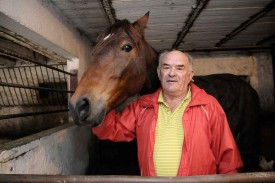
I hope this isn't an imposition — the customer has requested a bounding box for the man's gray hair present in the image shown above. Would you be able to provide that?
[158,50,193,70]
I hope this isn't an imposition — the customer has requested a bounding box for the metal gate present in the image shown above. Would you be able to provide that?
[0,49,76,120]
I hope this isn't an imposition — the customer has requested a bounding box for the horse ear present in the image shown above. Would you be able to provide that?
[133,11,150,35]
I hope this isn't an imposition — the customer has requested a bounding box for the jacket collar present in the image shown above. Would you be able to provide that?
[188,83,211,107]
[139,83,211,108]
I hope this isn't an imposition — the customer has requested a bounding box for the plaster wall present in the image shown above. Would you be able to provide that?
[192,51,274,112]
[0,124,91,174]
[0,0,91,78]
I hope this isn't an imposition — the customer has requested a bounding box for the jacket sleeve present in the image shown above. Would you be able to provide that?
[209,98,244,174]
[91,101,138,142]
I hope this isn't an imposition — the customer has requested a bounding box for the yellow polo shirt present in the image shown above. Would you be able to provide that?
[153,88,191,176]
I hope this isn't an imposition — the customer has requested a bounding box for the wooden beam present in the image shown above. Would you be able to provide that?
[99,0,117,25]
[172,0,210,49]
[256,33,275,45]
[215,0,275,47]
[271,44,275,110]
[0,26,67,62]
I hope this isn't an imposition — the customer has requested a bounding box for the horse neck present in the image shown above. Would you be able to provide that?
[141,45,160,94]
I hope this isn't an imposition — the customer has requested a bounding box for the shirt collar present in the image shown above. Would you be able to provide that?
[158,86,192,105]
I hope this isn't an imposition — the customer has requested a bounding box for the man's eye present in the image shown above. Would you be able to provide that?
[163,66,170,70]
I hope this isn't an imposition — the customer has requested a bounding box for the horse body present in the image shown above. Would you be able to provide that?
[69,12,260,171]
[193,74,260,171]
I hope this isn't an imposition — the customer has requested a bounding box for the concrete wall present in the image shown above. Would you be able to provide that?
[0,124,91,174]
[192,51,274,112]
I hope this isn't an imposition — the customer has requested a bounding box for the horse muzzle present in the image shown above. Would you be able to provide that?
[69,97,107,127]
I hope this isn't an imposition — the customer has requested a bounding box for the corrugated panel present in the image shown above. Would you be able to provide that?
[179,0,274,49]
[223,9,275,46]
[113,0,197,51]
[47,0,275,51]
[50,0,109,44]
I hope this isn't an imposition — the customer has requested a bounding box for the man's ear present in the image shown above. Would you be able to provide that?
[157,67,160,79]
[190,70,195,82]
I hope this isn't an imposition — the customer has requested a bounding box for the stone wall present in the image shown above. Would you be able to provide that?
[192,51,274,112]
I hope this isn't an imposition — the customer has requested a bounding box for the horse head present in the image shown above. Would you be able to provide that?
[69,12,159,127]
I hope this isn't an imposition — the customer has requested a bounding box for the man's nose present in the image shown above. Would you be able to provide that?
[168,67,176,76]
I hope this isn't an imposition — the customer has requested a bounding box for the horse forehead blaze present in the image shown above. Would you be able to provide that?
[102,33,113,41]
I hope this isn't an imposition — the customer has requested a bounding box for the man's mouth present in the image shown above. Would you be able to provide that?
[167,80,177,82]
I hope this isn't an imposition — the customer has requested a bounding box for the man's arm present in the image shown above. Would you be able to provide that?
[92,101,138,142]
[209,99,243,174]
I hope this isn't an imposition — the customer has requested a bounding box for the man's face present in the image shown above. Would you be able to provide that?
[157,51,194,95]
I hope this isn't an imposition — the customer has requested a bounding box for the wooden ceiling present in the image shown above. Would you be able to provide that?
[48,0,275,52]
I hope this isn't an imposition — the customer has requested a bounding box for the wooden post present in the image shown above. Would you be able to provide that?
[271,44,275,112]
[69,69,78,97]
[0,172,275,183]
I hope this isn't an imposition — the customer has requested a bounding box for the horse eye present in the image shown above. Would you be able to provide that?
[122,44,132,52]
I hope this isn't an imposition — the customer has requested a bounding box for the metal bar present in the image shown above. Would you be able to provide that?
[23,67,34,106]
[14,67,25,105]
[172,0,210,49]
[0,86,5,106]
[33,66,43,105]
[0,82,74,93]
[62,64,69,103]
[0,49,76,76]
[29,66,39,105]
[215,0,275,47]
[7,68,20,105]
[0,109,69,120]
[39,65,51,105]
[2,68,14,106]
[20,67,31,106]
[45,67,55,104]
[2,85,11,106]
[0,68,8,106]
[0,172,275,183]
[57,65,66,104]
[18,67,28,105]
[51,67,61,105]
[59,65,66,104]
[26,66,36,105]
[2,63,66,69]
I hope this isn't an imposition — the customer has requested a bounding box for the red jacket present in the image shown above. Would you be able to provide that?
[92,83,243,176]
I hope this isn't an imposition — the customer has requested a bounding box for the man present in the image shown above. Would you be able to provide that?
[92,50,243,176]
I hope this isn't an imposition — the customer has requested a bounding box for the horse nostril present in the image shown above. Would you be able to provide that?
[76,98,90,121]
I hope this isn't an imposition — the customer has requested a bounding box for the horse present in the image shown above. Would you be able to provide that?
[69,12,260,172]
[69,12,159,127]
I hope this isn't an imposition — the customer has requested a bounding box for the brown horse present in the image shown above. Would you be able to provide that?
[69,12,260,172]
[69,12,159,127]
